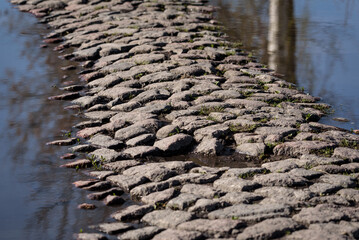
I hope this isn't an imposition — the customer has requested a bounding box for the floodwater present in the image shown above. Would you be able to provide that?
[0,1,121,239]
[211,0,359,130]
[1,0,359,239]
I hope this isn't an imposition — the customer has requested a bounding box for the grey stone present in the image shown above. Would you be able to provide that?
[84,111,117,121]
[87,187,123,200]
[178,219,245,238]
[169,173,219,185]
[299,154,346,167]
[156,125,180,139]
[208,203,291,222]
[255,187,313,206]
[126,134,155,147]
[341,162,359,173]
[115,125,150,141]
[309,183,342,195]
[187,199,224,216]
[96,222,132,234]
[122,146,158,158]
[102,160,141,173]
[76,233,107,240]
[253,173,310,187]
[152,229,203,240]
[181,184,221,198]
[293,204,347,224]
[119,226,163,240]
[166,193,200,210]
[309,195,351,206]
[237,218,302,240]
[112,205,154,221]
[193,124,230,142]
[261,159,299,173]
[142,210,193,228]
[60,159,91,168]
[89,148,121,162]
[288,168,324,179]
[89,171,115,180]
[88,134,123,149]
[82,181,111,191]
[319,174,357,188]
[193,137,224,155]
[213,177,261,192]
[122,163,177,182]
[236,143,266,156]
[107,174,149,192]
[337,188,359,202]
[333,147,359,162]
[130,178,181,198]
[222,168,266,178]
[284,229,346,240]
[141,188,177,205]
[103,195,125,206]
[220,192,263,205]
[154,134,193,152]
[305,221,359,239]
[273,141,337,157]
[233,133,265,145]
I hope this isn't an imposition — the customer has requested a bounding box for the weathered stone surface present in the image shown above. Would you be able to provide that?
[236,218,302,240]
[152,229,203,240]
[126,134,156,147]
[87,187,123,200]
[181,184,221,199]
[309,183,342,195]
[89,148,121,162]
[293,204,347,224]
[273,141,337,157]
[112,205,154,221]
[319,174,357,188]
[208,203,291,222]
[141,188,177,205]
[178,219,245,238]
[96,222,132,234]
[60,159,91,168]
[142,210,193,228]
[130,178,181,198]
[88,134,123,149]
[188,199,225,216]
[255,187,314,206]
[102,160,141,173]
[261,159,299,173]
[82,181,112,191]
[213,177,261,192]
[337,188,359,202]
[333,147,359,162]
[122,146,159,158]
[222,168,266,178]
[193,137,224,155]
[253,173,309,187]
[236,143,266,156]
[107,174,149,192]
[119,226,163,240]
[220,192,263,205]
[115,125,150,141]
[154,134,193,153]
[103,195,125,206]
[166,193,200,210]
[76,233,107,240]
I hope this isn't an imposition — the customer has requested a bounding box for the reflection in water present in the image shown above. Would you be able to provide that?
[267,0,296,83]
[211,0,359,130]
[0,2,118,240]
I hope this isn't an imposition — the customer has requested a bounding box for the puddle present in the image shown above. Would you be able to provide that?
[210,0,359,130]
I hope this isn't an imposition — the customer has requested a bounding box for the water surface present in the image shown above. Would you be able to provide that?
[0,1,118,239]
[211,0,359,130]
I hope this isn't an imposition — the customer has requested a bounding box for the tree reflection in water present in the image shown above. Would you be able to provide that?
[0,2,116,240]
[210,0,359,129]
